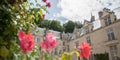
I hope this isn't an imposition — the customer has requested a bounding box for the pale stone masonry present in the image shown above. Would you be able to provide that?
[64,8,120,60]
[32,8,120,60]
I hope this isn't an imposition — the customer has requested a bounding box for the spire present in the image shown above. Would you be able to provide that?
[91,12,92,17]
[90,12,95,23]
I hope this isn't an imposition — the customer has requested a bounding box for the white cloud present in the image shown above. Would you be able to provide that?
[57,0,120,22]
[53,13,61,18]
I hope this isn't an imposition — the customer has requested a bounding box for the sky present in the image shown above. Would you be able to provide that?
[29,0,120,24]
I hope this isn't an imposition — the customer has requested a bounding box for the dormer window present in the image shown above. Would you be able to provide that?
[105,17,111,26]
[86,27,89,34]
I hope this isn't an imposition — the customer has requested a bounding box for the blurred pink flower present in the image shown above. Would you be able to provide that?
[46,2,51,8]
[18,30,34,53]
[41,33,56,51]
[42,0,47,2]
[77,41,90,59]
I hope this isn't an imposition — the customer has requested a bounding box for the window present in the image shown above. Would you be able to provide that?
[54,48,57,55]
[105,17,111,26]
[37,38,40,43]
[67,45,70,51]
[86,36,91,45]
[59,50,62,54]
[110,45,118,60]
[86,27,89,34]
[63,42,65,46]
[75,41,79,48]
[107,29,115,40]
[63,48,66,52]
[114,15,117,21]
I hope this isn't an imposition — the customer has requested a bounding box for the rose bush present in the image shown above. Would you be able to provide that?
[0,0,51,59]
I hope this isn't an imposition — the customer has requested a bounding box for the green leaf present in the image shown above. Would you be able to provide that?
[35,0,38,2]
[31,51,36,57]
[3,29,10,35]
[39,8,43,17]
[30,3,34,6]
[23,54,27,60]
[12,6,15,10]
[0,41,8,45]
[0,46,9,58]
[61,54,67,60]
[35,14,39,21]
[10,42,14,51]
[36,3,40,7]
[23,2,27,7]
[41,6,48,13]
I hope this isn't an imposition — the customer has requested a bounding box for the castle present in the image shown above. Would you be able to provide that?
[33,8,120,60]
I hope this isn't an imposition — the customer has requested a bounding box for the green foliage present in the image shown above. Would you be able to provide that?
[49,20,64,32]
[36,20,82,33]
[0,0,27,5]
[75,21,83,28]
[61,51,80,60]
[63,21,75,33]
[36,20,64,32]
[0,0,82,59]
[37,20,51,28]
[63,21,82,33]
[0,0,46,59]
[94,53,109,60]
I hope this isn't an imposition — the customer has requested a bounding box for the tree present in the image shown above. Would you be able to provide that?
[38,20,51,28]
[36,19,64,32]
[49,20,63,32]
[75,21,83,28]
[58,25,64,32]
[63,21,75,33]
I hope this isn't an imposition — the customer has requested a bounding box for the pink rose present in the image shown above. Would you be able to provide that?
[18,30,34,53]
[41,33,56,51]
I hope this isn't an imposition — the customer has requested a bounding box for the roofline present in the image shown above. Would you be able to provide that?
[68,19,120,42]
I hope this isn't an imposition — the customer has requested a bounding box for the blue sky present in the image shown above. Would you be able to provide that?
[29,0,120,24]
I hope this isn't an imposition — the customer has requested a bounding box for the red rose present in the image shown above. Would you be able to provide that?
[77,41,90,59]
[42,0,47,2]
[46,2,51,8]
[18,30,34,53]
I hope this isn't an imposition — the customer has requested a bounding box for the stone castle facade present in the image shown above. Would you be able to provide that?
[33,8,120,60]
[63,8,120,60]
